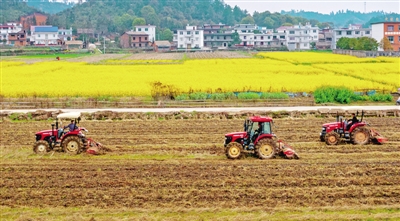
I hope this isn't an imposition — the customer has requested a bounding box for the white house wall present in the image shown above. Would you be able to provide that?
[371,23,384,51]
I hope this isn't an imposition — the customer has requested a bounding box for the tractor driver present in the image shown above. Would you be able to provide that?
[65,120,77,132]
[252,122,263,142]
[346,113,358,131]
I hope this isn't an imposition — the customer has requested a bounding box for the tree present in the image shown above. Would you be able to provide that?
[231,31,241,46]
[336,37,350,49]
[240,16,255,24]
[263,17,274,28]
[133,17,146,28]
[140,5,160,26]
[160,28,173,41]
[380,37,393,51]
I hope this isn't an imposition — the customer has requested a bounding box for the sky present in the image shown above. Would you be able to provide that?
[224,0,400,14]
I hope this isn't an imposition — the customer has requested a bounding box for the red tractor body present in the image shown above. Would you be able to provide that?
[224,116,299,160]
[320,111,387,145]
[33,112,104,155]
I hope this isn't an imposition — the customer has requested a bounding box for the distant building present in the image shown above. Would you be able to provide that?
[233,24,256,47]
[0,23,23,44]
[8,30,27,46]
[283,23,319,51]
[316,29,333,50]
[332,24,371,49]
[371,21,400,51]
[58,27,73,42]
[202,24,233,49]
[153,40,172,52]
[173,25,204,49]
[134,25,156,42]
[120,31,150,48]
[20,13,47,30]
[30,26,59,46]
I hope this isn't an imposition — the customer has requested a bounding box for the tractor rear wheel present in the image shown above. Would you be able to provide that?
[352,127,370,145]
[255,139,276,159]
[325,132,340,145]
[62,136,82,155]
[33,140,50,154]
[225,142,242,159]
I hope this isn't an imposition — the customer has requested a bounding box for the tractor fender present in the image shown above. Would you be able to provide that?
[254,134,274,145]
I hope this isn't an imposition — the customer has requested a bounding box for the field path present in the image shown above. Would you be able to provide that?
[1,105,399,113]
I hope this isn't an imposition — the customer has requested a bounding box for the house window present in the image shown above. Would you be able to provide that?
[139,43,141,47]
[313,30,316,33]
[261,36,264,40]
[195,44,199,48]
[145,37,147,40]
[180,45,183,48]
[355,31,360,34]
[304,43,307,47]
[268,42,270,45]
[387,25,394,31]
[179,31,183,35]
[133,43,136,47]
[366,31,370,34]
[304,31,307,34]
[268,36,271,39]
[187,31,191,35]
[337,31,342,35]
[254,36,257,40]
[346,31,352,35]
[217,36,219,39]
[398,36,400,42]
[38,34,40,37]
[139,37,141,41]
[195,31,199,35]
[145,28,148,31]
[290,37,295,40]
[53,34,55,37]
[388,36,394,43]
[133,37,135,40]
[289,31,295,34]
[224,36,226,40]
[138,28,141,31]
[398,25,400,31]
[280,36,285,39]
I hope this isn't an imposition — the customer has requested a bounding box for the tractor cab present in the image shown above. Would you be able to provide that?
[224,116,299,160]
[320,109,387,145]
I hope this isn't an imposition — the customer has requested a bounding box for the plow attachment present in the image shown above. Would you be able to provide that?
[370,128,388,144]
[84,138,111,155]
[277,140,300,159]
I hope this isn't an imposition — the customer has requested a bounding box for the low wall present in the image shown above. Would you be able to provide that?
[333,49,400,58]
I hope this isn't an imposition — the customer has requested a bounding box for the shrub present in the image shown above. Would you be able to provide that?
[237,92,260,100]
[260,92,289,99]
[314,86,355,104]
[369,93,393,102]
[189,92,208,100]
[175,94,189,101]
[210,93,226,100]
[224,92,237,100]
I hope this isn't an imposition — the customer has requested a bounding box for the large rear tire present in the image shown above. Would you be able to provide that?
[352,127,370,145]
[62,136,82,155]
[225,142,242,160]
[33,140,50,154]
[255,139,276,159]
[325,132,340,145]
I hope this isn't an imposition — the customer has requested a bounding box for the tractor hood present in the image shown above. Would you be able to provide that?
[322,122,338,127]
[225,132,247,138]
[36,129,53,135]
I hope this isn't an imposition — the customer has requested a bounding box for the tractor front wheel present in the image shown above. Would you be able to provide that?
[255,139,276,159]
[325,132,340,145]
[62,136,82,155]
[225,142,242,159]
[33,140,50,154]
[352,127,370,145]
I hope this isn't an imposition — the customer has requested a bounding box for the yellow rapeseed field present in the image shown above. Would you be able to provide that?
[1,52,398,98]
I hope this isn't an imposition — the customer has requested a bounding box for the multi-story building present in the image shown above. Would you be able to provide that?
[30,26,59,45]
[253,32,285,48]
[202,24,233,49]
[0,23,22,44]
[233,24,256,47]
[316,28,333,50]
[8,30,27,46]
[58,27,73,42]
[173,25,204,49]
[120,31,150,48]
[283,23,319,51]
[135,25,156,42]
[331,24,371,49]
[371,21,400,51]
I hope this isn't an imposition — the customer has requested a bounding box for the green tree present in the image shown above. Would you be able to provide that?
[231,31,241,45]
[336,37,350,49]
[263,17,275,28]
[240,15,255,24]
[140,5,159,26]
[160,28,173,41]
[133,17,146,28]
[380,37,393,51]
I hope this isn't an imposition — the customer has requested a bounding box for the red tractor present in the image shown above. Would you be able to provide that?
[320,110,387,145]
[33,112,104,155]
[224,116,299,160]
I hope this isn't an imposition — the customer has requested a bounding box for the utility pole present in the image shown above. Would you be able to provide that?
[103,36,105,54]
[364,2,366,13]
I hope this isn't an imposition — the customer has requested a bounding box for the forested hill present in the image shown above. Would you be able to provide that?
[282,10,398,27]
[46,0,315,34]
[26,1,74,14]
[0,0,38,23]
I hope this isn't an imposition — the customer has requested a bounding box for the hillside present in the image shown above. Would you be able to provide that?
[282,10,399,27]
[0,0,38,23]
[26,1,74,14]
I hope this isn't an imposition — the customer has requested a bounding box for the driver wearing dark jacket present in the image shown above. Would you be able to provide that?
[346,113,358,130]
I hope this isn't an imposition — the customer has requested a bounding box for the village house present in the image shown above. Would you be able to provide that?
[173,25,204,49]
[134,25,156,42]
[371,20,400,51]
[30,26,59,46]
[282,23,319,51]
[0,23,22,45]
[8,30,27,46]
[202,24,233,49]
[331,24,371,49]
[120,31,151,48]
[153,40,172,52]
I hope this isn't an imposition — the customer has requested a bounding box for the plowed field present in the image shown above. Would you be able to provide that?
[1,116,400,220]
